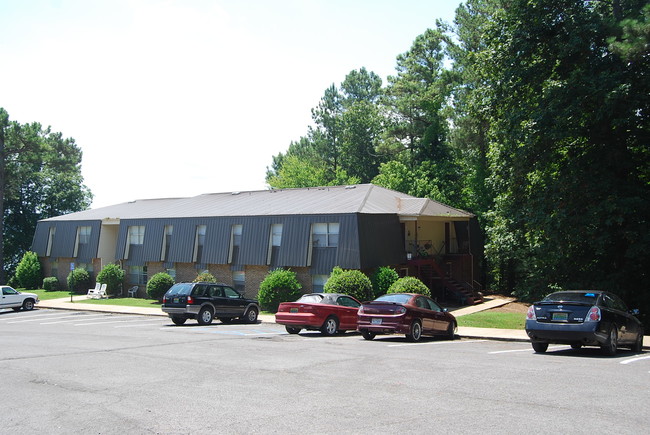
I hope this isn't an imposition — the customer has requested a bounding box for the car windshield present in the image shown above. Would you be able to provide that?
[296,294,324,303]
[374,294,411,304]
[166,283,193,296]
[542,292,599,303]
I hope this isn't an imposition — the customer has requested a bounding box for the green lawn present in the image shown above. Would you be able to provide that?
[28,289,74,300]
[456,311,525,330]
[25,289,160,307]
[76,297,161,308]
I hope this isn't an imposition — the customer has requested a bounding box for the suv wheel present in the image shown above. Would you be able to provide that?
[197,307,214,325]
[244,307,259,324]
[171,316,186,326]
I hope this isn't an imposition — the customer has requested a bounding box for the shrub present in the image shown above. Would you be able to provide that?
[147,272,175,301]
[67,268,91,293]
[194,272,216,283]
[387,276,431,297]
[14,251,42,290]
[97,264,126,296]
[370,266,399,298]
[42,277,59,291]
[258,269,302,312]
[7,275,20,288]
[324,268,373,302]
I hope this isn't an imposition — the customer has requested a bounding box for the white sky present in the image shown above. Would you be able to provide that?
[1,0,460,208]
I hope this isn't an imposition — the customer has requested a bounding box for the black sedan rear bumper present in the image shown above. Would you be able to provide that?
[525,320,607,345]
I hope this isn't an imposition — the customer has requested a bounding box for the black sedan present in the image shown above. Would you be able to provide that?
[525,290,644,355]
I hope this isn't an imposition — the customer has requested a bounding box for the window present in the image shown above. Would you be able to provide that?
[129,265,148,285]
[128,226,145,245]
[232,271,245,294]
[267,224,282,265]
[46,227,56,256]
[78,226,91,244]
[312,275,329,292]
[125,226,145,259]
[232,224,242,246]
[312,223,339,248]
[50,260,58,278]
[161,225,173,261]
[166,268,176,281]
[271,224,282,247]
[193,225,206,262]
[73,226,92,257]
[337,296,360,308]
[76,263,93,273]
[224,286,241,298]
[229,224,243,263]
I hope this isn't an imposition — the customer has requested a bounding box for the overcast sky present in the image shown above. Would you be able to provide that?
[1,0,460,208]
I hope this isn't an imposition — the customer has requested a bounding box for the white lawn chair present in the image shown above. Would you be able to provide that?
[97,283,108,299]
[87,283,101,298]
[127,286,138,298]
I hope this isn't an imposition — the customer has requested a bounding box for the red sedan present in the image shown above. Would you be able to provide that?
[357,293,457,342]
[275,293,361,336]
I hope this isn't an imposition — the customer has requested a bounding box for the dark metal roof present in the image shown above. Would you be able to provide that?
[42,184,474,222]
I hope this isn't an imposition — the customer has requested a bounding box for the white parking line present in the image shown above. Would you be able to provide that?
[74,318,162,326]
[620,355,650,365]
[115,320,167,328]
[6,313,100,323]
[388,339,487,348]
[39,315,109,325]
[489,345,569,354]
[0,311,73,321]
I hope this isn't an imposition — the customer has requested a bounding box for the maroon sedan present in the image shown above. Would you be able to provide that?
[357,293,457,342]
[275,293,361,336]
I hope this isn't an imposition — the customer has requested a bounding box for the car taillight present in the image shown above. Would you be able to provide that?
[358,306,364,315]
[585,306,601,322]
[187,296,193,304]
[163,295,167,303]
[526,305,536,320]
[395,306,406,315]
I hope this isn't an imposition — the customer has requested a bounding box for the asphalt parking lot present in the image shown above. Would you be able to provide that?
[2,308,649,434]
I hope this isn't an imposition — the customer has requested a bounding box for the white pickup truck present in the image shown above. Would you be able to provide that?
[1,286,39,311]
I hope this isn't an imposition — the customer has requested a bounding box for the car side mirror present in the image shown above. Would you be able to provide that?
[442,308,448,313]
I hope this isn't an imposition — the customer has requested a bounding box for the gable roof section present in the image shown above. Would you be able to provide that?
[41,184,473,221]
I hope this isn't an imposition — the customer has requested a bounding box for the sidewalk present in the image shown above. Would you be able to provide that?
[37,296,647,347]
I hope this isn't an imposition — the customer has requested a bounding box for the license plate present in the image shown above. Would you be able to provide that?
[371,318,382,325]
[552,312,568,321]
[290,308,298,313]
[173,298,179,304]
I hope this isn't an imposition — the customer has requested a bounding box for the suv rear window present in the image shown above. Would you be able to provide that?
[166,283,193,296]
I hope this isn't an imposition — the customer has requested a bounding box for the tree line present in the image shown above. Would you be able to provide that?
[266,0,649,313]
[0,108,92,283]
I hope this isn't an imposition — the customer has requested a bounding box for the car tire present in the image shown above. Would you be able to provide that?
[532,341,548,353]
[632,332,644,353]
[243,307,259,324]
[446,321,457,340]
[197,307,214,325]
[285,326,301,334]
[570,343,582,350]
[601,325,618,356]
[22,299,35,311]
[171,316,186,326]
[321,316,339,336]
[406,320,422,342]
[361,330,376,340]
